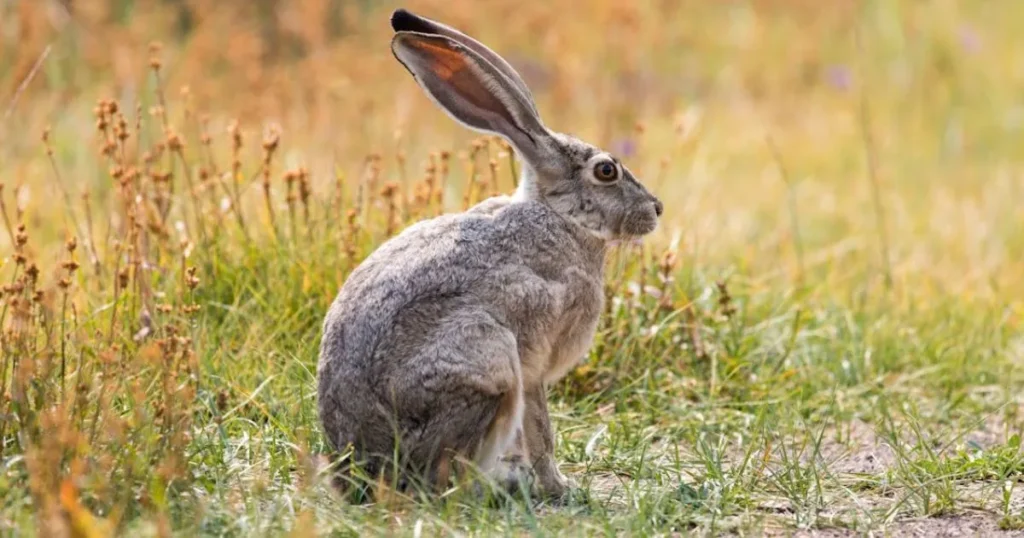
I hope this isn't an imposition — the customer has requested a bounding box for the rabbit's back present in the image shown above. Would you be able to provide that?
[319,198,604,373]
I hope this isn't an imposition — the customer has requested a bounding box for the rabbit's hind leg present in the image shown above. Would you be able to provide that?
[384,310,523,493]
[475,373,524,476]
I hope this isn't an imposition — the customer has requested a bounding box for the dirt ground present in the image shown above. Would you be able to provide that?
[584,409,1024,537]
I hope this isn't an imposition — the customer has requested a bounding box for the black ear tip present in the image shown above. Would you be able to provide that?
[391,9,417,32]
[391,8,433,34]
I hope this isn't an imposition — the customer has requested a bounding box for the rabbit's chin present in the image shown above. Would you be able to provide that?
[579,222,656,245]
[607,236,647,247]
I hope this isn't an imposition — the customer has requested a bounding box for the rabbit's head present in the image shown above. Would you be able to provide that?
[390,9,663,241]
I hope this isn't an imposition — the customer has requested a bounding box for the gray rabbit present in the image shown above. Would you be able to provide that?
[317,8,663,500]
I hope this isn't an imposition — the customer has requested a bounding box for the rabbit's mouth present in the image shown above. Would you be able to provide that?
[618,208,660,238]
[607,236,646,247]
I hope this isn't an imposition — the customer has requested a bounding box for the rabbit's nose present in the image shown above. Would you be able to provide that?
[653,199,664,217]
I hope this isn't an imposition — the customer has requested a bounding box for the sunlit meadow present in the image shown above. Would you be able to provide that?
[1,1,1023,536]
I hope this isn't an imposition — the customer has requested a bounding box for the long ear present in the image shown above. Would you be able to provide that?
[391,9,540,118]
[390,15,551,164]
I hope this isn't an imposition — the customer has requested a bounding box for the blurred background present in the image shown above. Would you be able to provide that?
[1,3,1023,533]
[1,0,1022,298]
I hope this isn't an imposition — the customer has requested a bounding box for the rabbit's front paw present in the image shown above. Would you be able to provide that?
[534,460,574,500]
[490,454,534,495]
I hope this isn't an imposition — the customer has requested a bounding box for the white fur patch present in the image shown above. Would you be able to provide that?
[474,380,525,474]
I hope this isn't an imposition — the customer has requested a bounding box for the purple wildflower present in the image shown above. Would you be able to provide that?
[825,65,853,92]
[959,26,981,54]
[612,138,637,158]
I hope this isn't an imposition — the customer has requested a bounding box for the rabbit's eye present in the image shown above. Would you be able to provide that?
[594,161,618,182]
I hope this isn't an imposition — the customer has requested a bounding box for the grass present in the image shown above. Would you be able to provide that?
[1,0,1023,536]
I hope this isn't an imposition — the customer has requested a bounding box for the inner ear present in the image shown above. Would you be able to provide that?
[391,9,540,117]
[392,32,547,163]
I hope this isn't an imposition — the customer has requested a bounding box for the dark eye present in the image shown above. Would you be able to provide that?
[593,161,618,182]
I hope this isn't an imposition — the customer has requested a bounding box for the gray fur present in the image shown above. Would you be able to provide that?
[317,9,662,499]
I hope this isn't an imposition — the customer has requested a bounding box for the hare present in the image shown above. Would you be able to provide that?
[317,8,663,500]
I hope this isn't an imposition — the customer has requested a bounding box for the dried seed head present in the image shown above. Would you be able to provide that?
[716,280,736,318]
[298,170,311,204]
[186,267,200,290]
[15,226,28,247]
[166,130,183,152]
[262,129,280,154]
[148,42,163,70]
[380,182,398,198]
[229,121,242,150]
[116,115,130,141]
[660,250,677,272]
[216,390,229,412]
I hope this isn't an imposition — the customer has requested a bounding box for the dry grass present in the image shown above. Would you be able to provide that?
[1,0,1023,536]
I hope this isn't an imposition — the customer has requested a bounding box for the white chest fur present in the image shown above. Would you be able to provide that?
[542,266,604,386]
